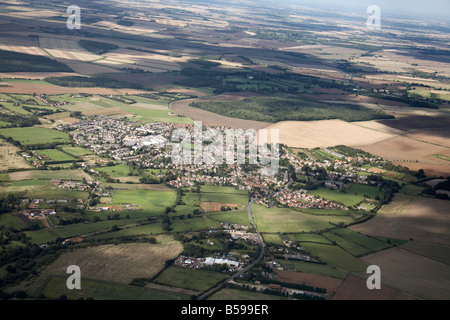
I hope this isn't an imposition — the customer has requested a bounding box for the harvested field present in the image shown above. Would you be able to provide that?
[397,162,450,177]
[39,37,83,51]
[83,106,131,116]
[0,139,31,171]
[360,247,450,300]
[25,240,183,291]
[404,129,450,148]
[275,270,342,293]
[357,135,450,177]
[351,194,450,245]
[36,242,183,285]
[103,73,184,90]
[375,115,450,132]
[45,49,100,62]
[360,136,448,159]
[367,167,386,174]
[62,60,118,75]
[8,169,93,182]
[0,82,148,95]
[266,120,394,148]
[99,49,181,70]
[200,202,239,212]
[0,72,74,79]
[354,121,405,135]
[332,275,401,300]
[0,44,47,56]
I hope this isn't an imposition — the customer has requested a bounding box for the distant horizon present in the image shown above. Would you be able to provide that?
[273,0,450,21]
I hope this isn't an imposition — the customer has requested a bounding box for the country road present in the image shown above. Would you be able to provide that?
[196,198,265,300]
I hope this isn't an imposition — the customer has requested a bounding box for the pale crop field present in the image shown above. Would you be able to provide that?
[361,247,450,300]
[351,194,450,245]
[0,140,31,171]
[266,119,394,148]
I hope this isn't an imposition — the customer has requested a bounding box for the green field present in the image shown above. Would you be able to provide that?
[170,216,221,232]
[154,267,228,292]
[36,149,77,163]
[399,184,425,196]
[110,189,177,217]
[252,205,356,233]
[0,127,69,146]
[200,186,249,206]
[300,242,367,272]
[308,188,365,207]
[0,213,27,229]
[290,233,333,244]
[39,276,190,300]
[331,228,392,252]
[323,231,372,256]
[26,218,144,244]
[61,146,93,157]
[8,169,92,181]
[121,105,194,124]
[208,210,251,226]
[96,164,132,177]
[347,183,384,199]
[261,233,284,245]
[209,288,287,300]
[275,259,347,279]
[87,222,164,240]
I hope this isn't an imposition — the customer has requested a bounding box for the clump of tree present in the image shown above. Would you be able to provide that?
[0,111,40,127]
[187,59,221,68]
[78,40,119,55]
[0,49,73,72]
[45,76,142,89]
[190,96,395,123]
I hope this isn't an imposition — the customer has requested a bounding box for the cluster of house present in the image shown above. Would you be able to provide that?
[34,94,70,107]
[224,229,260,245]
[21,153,43,168]
[23,197,84,210]
[123,134,167,149]
[175,255,243,271]
[61,114,389,212]
[272,189,348,210]
[25,208,56,218]
[57,116,184,166]
[50,179,90,191]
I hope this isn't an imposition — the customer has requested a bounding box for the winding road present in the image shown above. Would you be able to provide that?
[196,198,265,300]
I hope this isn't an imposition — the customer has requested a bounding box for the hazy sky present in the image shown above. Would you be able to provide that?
[280,0,450,20]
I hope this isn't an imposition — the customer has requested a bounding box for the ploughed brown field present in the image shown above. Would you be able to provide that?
[332,275,401,300]
[275,270,342,294]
